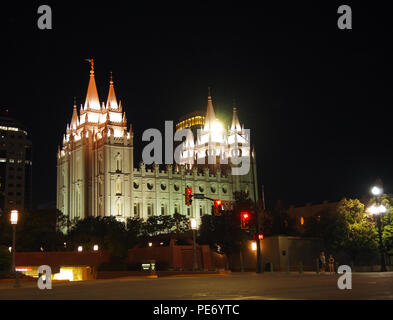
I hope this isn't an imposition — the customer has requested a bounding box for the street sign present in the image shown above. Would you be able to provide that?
[193,193,205,199]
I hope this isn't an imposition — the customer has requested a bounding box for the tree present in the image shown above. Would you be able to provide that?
[67,216,127,258]
[0,245,11,273]
[198,191,254,257]
[126,217,144,248]
[321,198,378,263]
[0,208,68,252]
[172,213,190,233]
[261,200,297,236]
[379,195,393,254]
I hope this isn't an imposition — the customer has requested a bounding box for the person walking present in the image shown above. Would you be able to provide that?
[320,251,326,273]
[328,254,335,274]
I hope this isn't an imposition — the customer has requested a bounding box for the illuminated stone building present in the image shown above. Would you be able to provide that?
[57,62,258,225]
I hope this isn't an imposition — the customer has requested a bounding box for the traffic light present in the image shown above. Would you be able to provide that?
[213,199,222,216]
[253,233,264,240]
[185,187,193,206]
[240,211,250,229]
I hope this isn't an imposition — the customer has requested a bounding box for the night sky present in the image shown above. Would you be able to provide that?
[1,2,392,209]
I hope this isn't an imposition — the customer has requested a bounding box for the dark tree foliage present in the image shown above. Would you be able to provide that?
[198,191,255,255]
[261,200,297,236]
[66,216,127,258]
[0,245,11,272]
[0,207,68,252]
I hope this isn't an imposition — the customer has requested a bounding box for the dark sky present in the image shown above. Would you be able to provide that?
[1,2,392,209]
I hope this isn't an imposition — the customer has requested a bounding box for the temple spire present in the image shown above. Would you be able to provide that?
[204,86,216,130]
[71,97,79,129]
[106,71,119,109]
[231,100,241,133]
[84,59,100,110]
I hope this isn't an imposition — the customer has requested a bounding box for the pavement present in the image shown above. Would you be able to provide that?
[0,272,392,300]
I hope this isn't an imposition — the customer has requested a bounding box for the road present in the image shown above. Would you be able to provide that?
[0,272,392,300]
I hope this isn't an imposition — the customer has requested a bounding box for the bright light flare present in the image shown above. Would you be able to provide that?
[368,204,387,215]
[251,242,257,251]
[190,218,197,230]
[10,210,18,224]
[371,186,383,196]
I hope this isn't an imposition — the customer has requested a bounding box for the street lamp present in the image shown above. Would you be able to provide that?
[371,186,383,196]
[190,218,198,271]
[368,180,387,272]
[10,209,20,287]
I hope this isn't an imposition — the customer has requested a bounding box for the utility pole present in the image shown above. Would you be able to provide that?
[252,146,262,273]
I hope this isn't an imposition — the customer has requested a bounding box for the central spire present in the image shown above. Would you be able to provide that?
[84,59,101,110]
[231,100,241,133]
[204,86,216,130]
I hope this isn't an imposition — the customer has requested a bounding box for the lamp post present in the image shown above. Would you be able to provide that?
[190,218,198,271]
[10,209,20,287]
[368,182,387,272]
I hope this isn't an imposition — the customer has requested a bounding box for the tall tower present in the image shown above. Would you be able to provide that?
[0,112,33,213]
[57,61,133,222]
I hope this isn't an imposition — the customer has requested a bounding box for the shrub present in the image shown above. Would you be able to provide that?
[0,246,11,272]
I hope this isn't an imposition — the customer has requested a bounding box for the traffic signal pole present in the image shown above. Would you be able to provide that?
[252,147,263,274]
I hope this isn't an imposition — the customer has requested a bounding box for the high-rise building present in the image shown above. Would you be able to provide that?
[57,62,258,225]
[0,111,33,213]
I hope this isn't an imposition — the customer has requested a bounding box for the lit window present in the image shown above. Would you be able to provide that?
[116,202,122,216]
[161,204,165,215]
[116,179,122,194]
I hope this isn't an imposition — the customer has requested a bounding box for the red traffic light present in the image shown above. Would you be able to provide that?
[258,234,264,240]
[185,187,193,206]
[213,199,222,216]
[240,211,250,229]
[241,212,249,219]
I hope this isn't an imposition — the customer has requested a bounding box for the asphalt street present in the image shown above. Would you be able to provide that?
[0,272,392,300]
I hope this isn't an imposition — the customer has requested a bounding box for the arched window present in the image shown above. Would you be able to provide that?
[115,153,122,172]
[76,158,81,180]
[147,203,153,216]
[116,179,122,195]
[133,203,140,217]
[161,203,166,215]
[116,201,122,216]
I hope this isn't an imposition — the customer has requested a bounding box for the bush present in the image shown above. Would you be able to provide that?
[0,246,11,272]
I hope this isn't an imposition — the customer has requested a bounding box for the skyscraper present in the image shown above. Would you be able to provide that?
[0,111,33,213]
